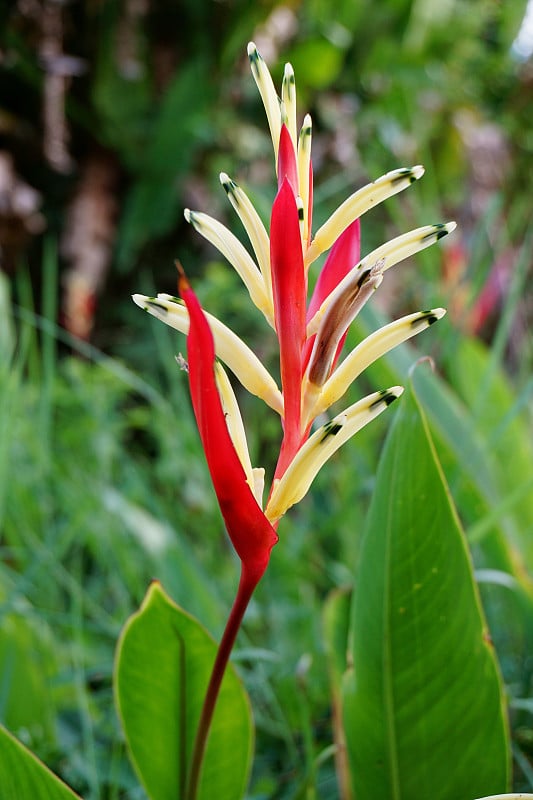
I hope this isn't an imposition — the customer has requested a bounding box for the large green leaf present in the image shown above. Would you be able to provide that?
[352,306,533,601]
[115,581,253,800]
[0,725,81,799]
[342,371,510,800]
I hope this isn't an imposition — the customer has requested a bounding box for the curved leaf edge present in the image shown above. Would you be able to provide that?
[0,723,83,799]
[113,580,254,800]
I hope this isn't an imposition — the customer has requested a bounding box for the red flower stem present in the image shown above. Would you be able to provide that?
[273,427,305,483]
[185,563,261,800]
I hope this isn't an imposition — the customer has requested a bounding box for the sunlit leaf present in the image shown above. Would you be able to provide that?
[0,725,81,799]
[115,581,253,800]
[342,370,510,800]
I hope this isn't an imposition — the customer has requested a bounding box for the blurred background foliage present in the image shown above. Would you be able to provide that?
[1,0,533,798]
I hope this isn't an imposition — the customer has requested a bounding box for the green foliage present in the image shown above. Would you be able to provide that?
[2,239,532,798]
[0,600,58,747]
[449,337,533,564]
[342,372,510,800]
[114,59,215,269]
[115,582,253,800]
[0,268,236,797]
[1,3,532,797]
[3,0,531,285]
[0,725,81,800]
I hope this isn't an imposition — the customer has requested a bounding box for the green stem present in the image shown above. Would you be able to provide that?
[185,564,260,800]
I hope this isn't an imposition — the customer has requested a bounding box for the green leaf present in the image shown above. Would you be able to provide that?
[115,581,253,800]
[353,306,533,602]
[342,368,510,800]
[0,724,81,799]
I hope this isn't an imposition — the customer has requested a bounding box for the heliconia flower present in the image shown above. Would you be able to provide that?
[134,41,456,544]
[178,269,278,582]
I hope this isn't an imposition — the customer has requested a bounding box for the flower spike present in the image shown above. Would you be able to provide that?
[132,292,283,414]
[219,172,272,306]
[305,165,425,267]
[270,177,307,436]
[297,114,313,244]
[136,42,454,561]
[309,308,446,420]
[248,42,282,165]
[266,387,404,523]
[184,208,273,321]
[178,269,278,581]
[282,62,297,148]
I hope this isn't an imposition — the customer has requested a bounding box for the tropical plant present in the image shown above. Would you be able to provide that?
[1,35,531,800]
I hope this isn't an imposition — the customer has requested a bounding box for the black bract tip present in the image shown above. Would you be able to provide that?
[422,224,448,242]
[411,311,438,327]
[320,421,343,443]
[147,300,168,313]
[222,177,237,196]
[391,168,413,184]
[357,267,372,289]
[249,49,260,75]
[369,390,398,410]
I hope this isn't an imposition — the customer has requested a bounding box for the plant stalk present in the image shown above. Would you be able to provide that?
[185,564,260,800]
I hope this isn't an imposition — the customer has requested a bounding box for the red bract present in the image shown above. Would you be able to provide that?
[277,123,299,194]
[179,271,278,583]
[307,218,361,323]
[270,177,307,476]
[304,218,361,371]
